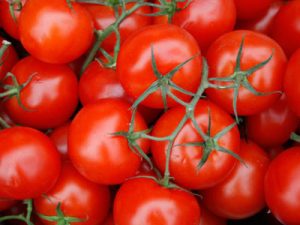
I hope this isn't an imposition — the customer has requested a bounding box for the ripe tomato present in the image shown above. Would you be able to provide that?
[0,126,61,200]
[284,48,300,117]
[199,203,226,225]
[49,122,70,160]
[113,178,201,225]
[270,0,300,57]
[264,147,300,224]
[82,2,152,52]
[151,100,240,190]
[233,0,273,20]
[117,24,202,109]
[18,0,94,64]
[34,162,111,225]
[246,94,299,148]
[201,140,270,219]
[0,198,17,211]
[206,30,287,116]
[3,56,78,130]
[0,37,18,80]
[68,99,150,185]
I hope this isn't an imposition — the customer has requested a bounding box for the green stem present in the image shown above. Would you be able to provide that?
[0,117,10,129]
[0,40,11,62]
[291,132,300,143]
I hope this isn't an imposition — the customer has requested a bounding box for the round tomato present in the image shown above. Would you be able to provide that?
[202,140,270,219]
[246,94,299,148]
[18,0,94,64]
[68,99,150,185]
[49,122,70,160]
[233,0,273,20]
[0,37,18,81]
[284,48,300,117]
[3,56,78,129]
[34,162,111,225]
[113,178,201,225]
[206,30,287,116]
[151,100,240,190]
[117,24,202,109]
[265,147,300,224]
[0,126,61,200]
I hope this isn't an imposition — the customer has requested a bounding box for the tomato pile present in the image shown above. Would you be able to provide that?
[0,0,300,224]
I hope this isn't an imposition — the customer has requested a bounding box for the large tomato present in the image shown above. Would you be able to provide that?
[2,56,78,130]
[68,99,150,185]
[0,37,18,80]
[0,126,61,200]
[34,162,111,225]
[151,100,240,190]
[206,30,287,116]
[117,24,202,109]
[201,140,270,219]
[113,178,201,225]
[264,147,300,224]
[18,0,94,64]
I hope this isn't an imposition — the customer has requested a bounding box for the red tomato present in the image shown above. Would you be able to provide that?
[18,0,94,64]
[82,2,152,52]
[206,30,287,116]
[154,0,236,53]
[265,147,300,224]
[0,0,26,39]
[284,48,300,117]
[101,213,114,225]
[233,0,273,20]
[117,24,202,109]
[270,0,300,57]
[68,99,150,185]
[199,203,226,225]
[0,37,18,80]
[202,140,270,219]
[0,198,17,211]
[34,162,110,225]
[0,126,61,200]
[235,0,283,35]
[3,56,78,129]
[151,100,240,190]
[113,178,201,225]
[246,94,299,148]
[49,122,70,160]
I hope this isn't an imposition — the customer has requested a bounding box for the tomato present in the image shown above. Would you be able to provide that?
[246,94,299,148]
[151,100,240,190]
[199,203,226,225]
[117,24,202,109]
[18,0,94,64]
[68,99,150,185]
[233,0,273,20]
[206,30,287,116]
[0,126,61,200]
[201,140,270,219]
[264,147,300,224]
[0,199,17,211]
[3,56,78,130]
[0,37,18,81]
[284,48,300,117]
[0,0,26,40]
[101,213,114,225]
[270,0,300,57]
[49,122,70,160]
[235,0,283,35]
[82,2,152,52]
[34,162,110,225]
[113,178,201,225]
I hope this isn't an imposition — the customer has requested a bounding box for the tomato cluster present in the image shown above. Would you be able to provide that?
[0,0,300,225]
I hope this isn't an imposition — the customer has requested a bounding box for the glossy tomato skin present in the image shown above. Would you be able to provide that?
[0,0,26,39]
[265,147,300,224]
[3,56,78,129]
[113,178,201,225]
[151,100,240,190]
[82,2,152,52]
[202,140,270,219]
[270,0,300,57]
[0,37,18,80]
[246,94,299,148]
[49,122,70,160]
[284,48,300,117]
[68,99,150,185]
[117,24,202,109]
[34,162,110,225]
[18,0,94,64]
[233,0,273,20]
[206,30,287,116]
[0,126,61,200]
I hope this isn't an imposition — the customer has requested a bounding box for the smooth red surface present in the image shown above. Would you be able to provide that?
[234,0,273,20]
[49,122,70,160]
